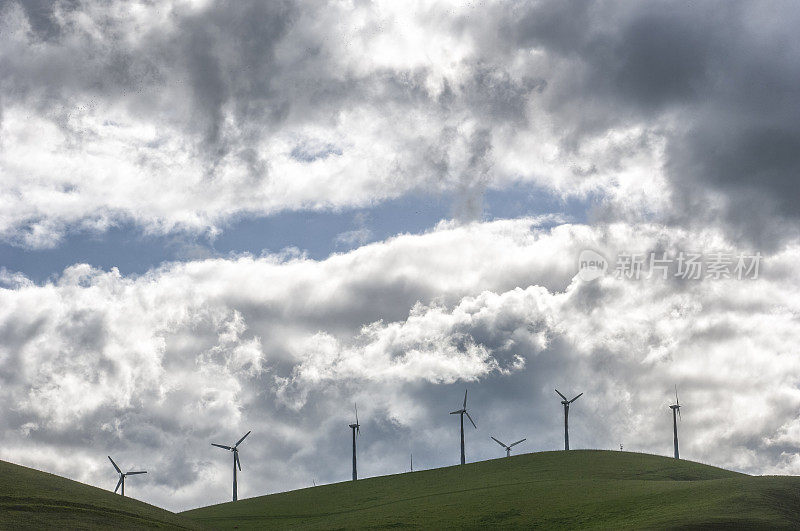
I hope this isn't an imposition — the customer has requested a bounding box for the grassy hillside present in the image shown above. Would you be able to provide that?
[0,459,202,530]
[182,450,800,529]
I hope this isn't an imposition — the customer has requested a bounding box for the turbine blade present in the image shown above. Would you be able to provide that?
[570,392,583,403]
[491,436,507,448]
[127,471,147,475]
[555,389,567,401]
[235,430,251,448]
[509,438,527,447]
[463,389,468,408]
[675,385,680,407]
[355,403,359,426]
[235,452,241,471]
[212,443,233,450]
[450,410,462,415]
[678,406,682,421]
[465,411,477,429]
[114,476,123,493]
[108,456,121,474]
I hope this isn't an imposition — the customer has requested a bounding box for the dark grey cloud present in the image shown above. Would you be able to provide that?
[503,0,800,246]
[16,0,69,42]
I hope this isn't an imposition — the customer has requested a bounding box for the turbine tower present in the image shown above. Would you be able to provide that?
[555,389,583,450]
[107,456,146,497]
[491,436,526,457]
[450,389,477,465]
[670,386,681,459]
[349,403,360,481]
[212,430,251,501]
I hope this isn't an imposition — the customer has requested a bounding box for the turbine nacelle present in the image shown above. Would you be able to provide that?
[212,430,251,453]
[555,389,583,404]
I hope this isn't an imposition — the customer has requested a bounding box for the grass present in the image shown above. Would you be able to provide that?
[4,450,800,529]
[181,450,800,529]
[0,459,202,530]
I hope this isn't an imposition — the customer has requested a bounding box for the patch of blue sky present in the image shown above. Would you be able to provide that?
[0,183,599,284]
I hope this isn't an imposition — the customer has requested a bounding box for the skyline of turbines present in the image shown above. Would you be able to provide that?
[106,386,687,500]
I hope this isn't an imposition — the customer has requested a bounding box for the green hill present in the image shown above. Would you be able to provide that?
[181,450,800,529]
[5,451,800,529]
[0,459,202,530]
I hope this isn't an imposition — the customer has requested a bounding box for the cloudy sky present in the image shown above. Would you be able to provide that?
[2,0,800,512]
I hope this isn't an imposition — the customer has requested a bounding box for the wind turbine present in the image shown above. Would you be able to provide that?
[212,430,251,501]
[555,389,583,450]
[107,456,146,497]
[349,403,360,481]
[491,436,526,457]
[450,389,477,465]
[670,386,682,459]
